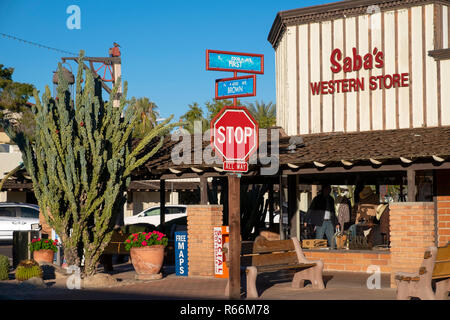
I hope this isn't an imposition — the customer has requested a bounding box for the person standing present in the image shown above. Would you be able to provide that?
[304,184,337,248]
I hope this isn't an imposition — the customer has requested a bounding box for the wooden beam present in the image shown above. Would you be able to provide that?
[268,183,274,226]
[313,161,326,168]
[400,157,413,164]
[432,155,445,162]
[160,179,166,225]
[288,175,298,238]
[168,168,182,174]
[407,169,416,202]
[228,175,241,300]
[190,167,203,173]
[200,176,208,205]
[341,160,353,166]
[287,163,300,169]
[282,162,450,175]
[369,158,383,165]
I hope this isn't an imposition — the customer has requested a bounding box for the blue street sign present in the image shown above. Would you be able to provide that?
[216,75,256,100]
[175,231,188,276]
[207,50,264,74]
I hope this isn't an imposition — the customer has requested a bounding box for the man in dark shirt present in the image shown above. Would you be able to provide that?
[304,184,337,248]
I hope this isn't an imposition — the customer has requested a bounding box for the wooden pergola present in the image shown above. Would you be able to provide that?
[3,125,450,298]
[133,125,450,298]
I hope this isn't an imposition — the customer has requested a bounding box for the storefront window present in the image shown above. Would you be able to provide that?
[416,171,433,202]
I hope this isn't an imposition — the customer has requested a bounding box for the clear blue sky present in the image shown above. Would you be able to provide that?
[0,0,329,121]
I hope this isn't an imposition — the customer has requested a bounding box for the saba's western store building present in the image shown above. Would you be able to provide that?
[266,0,450,287]
[125,0,450,289]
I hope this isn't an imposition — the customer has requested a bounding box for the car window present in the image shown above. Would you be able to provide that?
[18,207,39,218]
[144,208,160,216]
[0,207,17,217]
[167,207,185,214]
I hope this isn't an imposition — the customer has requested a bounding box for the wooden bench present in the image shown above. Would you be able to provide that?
[100,230,130,271]
[395,243,450,300]
[224,236,325,298]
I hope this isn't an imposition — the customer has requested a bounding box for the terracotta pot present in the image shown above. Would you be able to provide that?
[130,245,165,276]
[33,249,54,264]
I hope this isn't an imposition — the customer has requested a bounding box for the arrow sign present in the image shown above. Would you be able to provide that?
[215,75,256,100]
[206,50,264,74]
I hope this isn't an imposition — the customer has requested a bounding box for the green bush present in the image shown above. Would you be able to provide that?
[15,259,43,281]
[0,255,10,280]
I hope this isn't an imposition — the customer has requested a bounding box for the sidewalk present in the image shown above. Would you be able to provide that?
[0,262,397,300]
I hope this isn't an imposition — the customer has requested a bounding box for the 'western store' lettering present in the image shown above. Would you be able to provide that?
[310,47,410,95]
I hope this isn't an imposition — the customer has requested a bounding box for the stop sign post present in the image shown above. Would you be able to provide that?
[206,49,264,299]
[210,106,258,173]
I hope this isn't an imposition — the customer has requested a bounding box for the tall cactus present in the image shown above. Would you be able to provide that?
[1,51,176,276]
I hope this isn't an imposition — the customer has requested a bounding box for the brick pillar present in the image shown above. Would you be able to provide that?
[389,202,435,287]
[436,170,450,246]
[187,205,223,277]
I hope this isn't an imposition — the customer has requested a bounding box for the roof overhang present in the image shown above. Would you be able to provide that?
[268,0,450,49]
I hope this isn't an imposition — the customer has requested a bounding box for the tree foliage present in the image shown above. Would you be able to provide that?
[129,97,159,139]
[0,51,177,276]
[180,99,239,133]
[0,64,34,114]
[0,64,35,139]
[246,100,276,129]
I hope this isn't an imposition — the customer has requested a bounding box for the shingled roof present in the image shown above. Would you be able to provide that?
[3,126,450,184]
[136,125,450,177]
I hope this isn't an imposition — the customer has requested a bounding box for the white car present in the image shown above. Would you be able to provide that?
[124,205,187,226]
[0,203,40,241]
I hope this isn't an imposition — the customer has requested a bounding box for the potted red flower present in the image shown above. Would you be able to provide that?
[124,231,168,279]
[29,238,58,264]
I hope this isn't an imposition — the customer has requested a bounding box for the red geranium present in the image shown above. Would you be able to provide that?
[29,238,58,253]
[124,231,168,251]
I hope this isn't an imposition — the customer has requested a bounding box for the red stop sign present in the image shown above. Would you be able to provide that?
[210,106,259,165]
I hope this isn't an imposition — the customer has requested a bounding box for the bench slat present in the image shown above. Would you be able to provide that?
[432,260,450,279]
[432,244,450,279]
[255,263,316,273]
[252,239,295,254]
[435,244,450,261]
[241,251,298,267]
[240,239,295,255]
[103,241,129,255]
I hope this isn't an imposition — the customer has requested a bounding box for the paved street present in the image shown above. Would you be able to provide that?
[0,262,398,300]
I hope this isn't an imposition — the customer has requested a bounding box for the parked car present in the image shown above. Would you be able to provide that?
[124,205,187,226]
[0,202,40,241]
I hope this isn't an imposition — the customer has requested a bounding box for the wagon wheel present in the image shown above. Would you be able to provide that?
[90,61,114,82]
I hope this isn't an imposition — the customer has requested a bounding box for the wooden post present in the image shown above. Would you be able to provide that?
[112,59,121,108]
[407,169,416,202]
[268,183,274,227]
[288,175,298,239]
[279,175,285,240]
[228,174,241,299]
[311,185,318,198]
[200,176,208,205]
[160,179,166,225]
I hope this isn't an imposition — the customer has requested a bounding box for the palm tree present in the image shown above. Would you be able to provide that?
[246,100,276,128]
[131,97,159,138]
[180,102,209,133]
